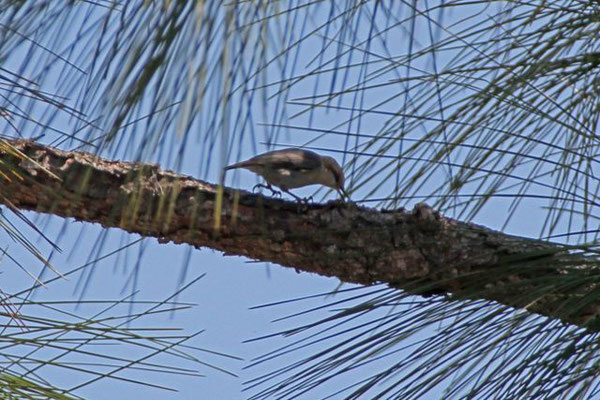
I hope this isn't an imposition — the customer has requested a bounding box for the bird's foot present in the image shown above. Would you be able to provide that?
[281,190,313,211]
[253,183,282,198]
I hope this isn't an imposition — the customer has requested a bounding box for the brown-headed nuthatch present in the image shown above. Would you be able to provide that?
[225,148,347,201]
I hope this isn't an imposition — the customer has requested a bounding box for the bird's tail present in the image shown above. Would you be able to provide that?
[224,163,242,170]
[225,161,255,170]
[221,161,247,186]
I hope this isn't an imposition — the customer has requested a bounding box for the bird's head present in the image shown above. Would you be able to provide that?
[322,156,348,199]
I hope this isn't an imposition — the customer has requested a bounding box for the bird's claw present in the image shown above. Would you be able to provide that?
[253,183,282,198]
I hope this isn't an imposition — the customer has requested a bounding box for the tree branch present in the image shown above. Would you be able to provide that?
[1,139,598,330]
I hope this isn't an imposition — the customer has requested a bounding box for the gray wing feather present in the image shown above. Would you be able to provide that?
[226,149,321,171]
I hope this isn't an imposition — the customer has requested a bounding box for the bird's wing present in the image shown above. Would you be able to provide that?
[226,149,321,171]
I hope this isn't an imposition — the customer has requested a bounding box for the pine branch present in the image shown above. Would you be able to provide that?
[1,139,598,330]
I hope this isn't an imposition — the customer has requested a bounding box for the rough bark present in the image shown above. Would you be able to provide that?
[1,138,598,330]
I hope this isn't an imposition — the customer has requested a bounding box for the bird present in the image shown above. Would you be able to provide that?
[224,148,347,202]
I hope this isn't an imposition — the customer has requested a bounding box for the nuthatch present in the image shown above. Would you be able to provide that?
[225,148,347,201]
